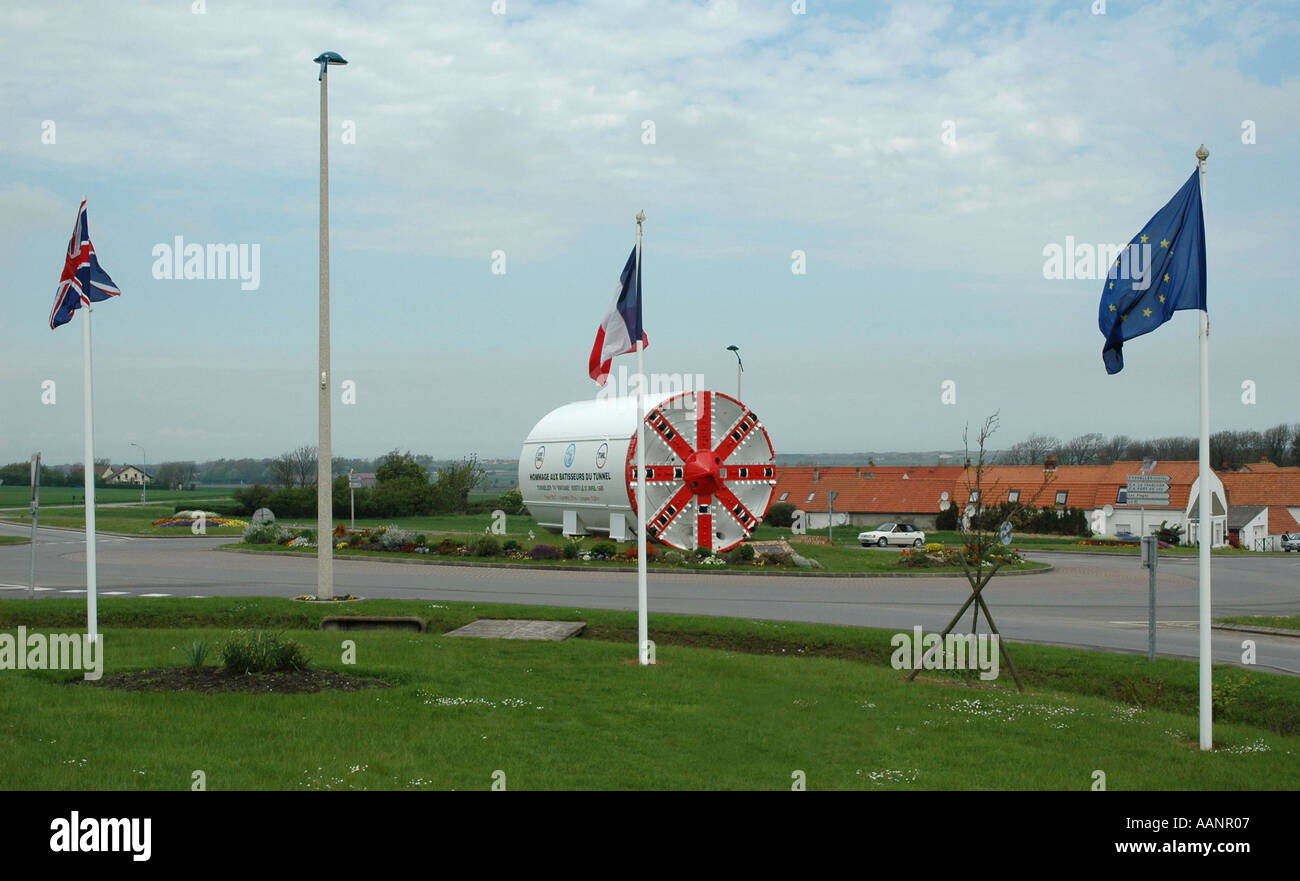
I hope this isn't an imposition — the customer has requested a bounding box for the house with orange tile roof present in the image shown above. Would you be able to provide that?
[772,461,1229,546]
[1220,470,1300,550]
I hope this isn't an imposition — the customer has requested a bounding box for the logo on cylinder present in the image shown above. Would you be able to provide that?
[534,447,545,469]
[595,442,609,469]
[564,443,576,469]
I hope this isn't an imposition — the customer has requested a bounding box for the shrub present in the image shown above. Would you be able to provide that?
[766,502,795,527]
[502,539,521,552]
[472,536,502,557]
[180,640,210,670]
[738,543,756,561]
[436,538,466,555]
[1156,520,1185,545]
[230,483,272,515]
[529,544,561,560]
[265,487,317,519]
[378,526,412,550]
[562,538,582,559]
[220,631,309,674]
[242,522,290,545]
[590,541,617,557]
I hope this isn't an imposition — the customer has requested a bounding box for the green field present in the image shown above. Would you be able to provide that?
[0,597,1294,790]
[1,504,245,537]
[0,486,226,509]
[0,536,28,546]
[1219,616,1300,632]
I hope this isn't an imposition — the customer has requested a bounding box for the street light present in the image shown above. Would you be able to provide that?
[129,441,147,503]
[315,49,347,601]
[726,345,743,398]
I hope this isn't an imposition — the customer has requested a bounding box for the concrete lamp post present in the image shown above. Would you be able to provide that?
[726,345,742,399]
[315,50,347,600]
[129,441,147,503]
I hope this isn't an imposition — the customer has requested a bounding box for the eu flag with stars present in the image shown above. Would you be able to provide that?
[1099,168,1206,374]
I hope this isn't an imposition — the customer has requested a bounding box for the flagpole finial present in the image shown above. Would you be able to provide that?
[1196,143,1209,162]
[636,210,645,225]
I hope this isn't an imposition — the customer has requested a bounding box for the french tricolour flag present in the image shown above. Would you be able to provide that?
[588,246,648,385]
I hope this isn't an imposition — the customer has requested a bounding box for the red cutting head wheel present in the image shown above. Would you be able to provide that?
[626,390,776,552]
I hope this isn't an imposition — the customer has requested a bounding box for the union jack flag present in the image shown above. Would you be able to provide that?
[50,199,119,330]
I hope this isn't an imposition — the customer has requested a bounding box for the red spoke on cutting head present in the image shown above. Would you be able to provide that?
[643,482,697,540]
[697,493,713,553]
[714,485,759,533]
[696,391,712,451]
[645,406,697,463]
[712,409,759,461]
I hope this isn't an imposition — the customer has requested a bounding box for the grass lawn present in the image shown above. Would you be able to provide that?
[0,597,1294,790]
[0,504,245,538]
[0,486,227,509]
[1219,616,1300,632]
[0,536,29,546]
[229,537,1048,576]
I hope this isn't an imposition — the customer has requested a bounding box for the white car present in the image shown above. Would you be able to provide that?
[859,522,926,548]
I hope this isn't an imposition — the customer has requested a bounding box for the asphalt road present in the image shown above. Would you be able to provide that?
[2,522,1298,674]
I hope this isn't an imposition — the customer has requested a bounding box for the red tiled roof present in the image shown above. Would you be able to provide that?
[1267,506,1300,533]
[772,461,1209,514]
[1221,472,1300,508]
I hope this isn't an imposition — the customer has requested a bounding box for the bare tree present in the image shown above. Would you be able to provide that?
[908,412,1053,694]
[1059,433,1104,465]
[269,453,295,488]
[998,433,1060,465]
[288,445,318,488]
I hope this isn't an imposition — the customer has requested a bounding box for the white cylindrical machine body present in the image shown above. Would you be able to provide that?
[519,389,776,551]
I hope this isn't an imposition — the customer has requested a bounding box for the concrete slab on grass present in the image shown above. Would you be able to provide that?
[444,619,586,641]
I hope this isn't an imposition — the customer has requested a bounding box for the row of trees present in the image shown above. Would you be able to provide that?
[229,451,490,519]
[998,423,1300,471]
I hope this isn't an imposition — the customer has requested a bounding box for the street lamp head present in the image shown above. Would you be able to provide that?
[726,345,743,370]
[314,51,348,81]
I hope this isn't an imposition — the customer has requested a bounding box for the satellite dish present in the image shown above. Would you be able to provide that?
[940,491,950,501]
[252,508,275,524]
[1103,504,1114,516]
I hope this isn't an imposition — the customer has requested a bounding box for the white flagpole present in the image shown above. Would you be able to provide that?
[82,299,98,644]
[635,209,650,665]
[1195,143,1212,750]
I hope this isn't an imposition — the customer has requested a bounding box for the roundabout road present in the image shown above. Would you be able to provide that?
[2,523,1298,674]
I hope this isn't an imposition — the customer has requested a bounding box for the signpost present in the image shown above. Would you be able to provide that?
[29,453,40,598]
[347,468,361,530]
[1126,474,1170,537]
[1141,534,1159,661]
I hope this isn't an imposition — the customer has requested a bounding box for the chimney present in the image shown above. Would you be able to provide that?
[1043,455,1058,471]
[813,465,820,483]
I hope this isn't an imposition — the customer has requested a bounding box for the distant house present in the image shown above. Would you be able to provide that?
[100,465,152,486]
[770,461,1230,547]
[1226,506,1269,550]
[1220,470,1300,549]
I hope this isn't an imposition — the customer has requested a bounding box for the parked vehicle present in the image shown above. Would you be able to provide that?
[859,522,926,547]
[1282,533,1300,552]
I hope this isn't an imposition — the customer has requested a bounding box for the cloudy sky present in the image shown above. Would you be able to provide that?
[1,0,1296,467]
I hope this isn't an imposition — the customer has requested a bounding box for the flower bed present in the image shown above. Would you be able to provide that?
[245,527,796,569]
[153,512,248,529]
